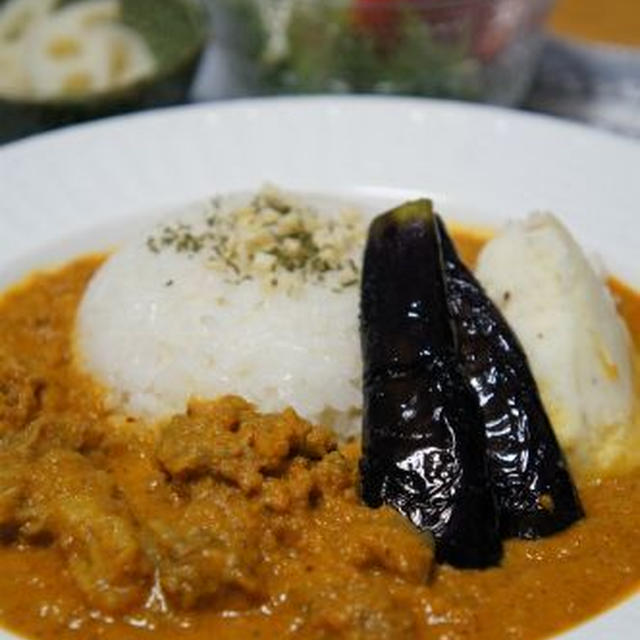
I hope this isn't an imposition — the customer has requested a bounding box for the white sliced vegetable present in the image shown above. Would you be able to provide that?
[476,213,635,473]
[93,22,156,88]
[24,10,114,98]
[0,41,28,96]
[21,0,155,99]
[0,0,57,43]
[0,0,157,100]
[48,0,119,30]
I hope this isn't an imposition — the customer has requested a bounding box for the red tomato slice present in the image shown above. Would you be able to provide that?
[351,0,404,44]
[351,0,521,62]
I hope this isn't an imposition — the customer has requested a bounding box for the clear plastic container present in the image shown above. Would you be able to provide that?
[213,0,556,105]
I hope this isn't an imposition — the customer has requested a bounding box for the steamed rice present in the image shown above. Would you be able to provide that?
[76,187,367,436]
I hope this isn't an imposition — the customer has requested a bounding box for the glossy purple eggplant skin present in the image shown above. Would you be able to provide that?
[435,216,584,539]
[359,200,502,568]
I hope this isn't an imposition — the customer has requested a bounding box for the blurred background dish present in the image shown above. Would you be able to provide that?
[1,0,639,143]
[211,0,555,105]
[526,0,640,137]
[0,0,207,143]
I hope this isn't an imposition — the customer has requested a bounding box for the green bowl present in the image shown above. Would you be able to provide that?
[0,0,208,143]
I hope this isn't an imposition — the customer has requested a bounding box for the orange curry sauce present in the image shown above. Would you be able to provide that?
[0,230,638,640]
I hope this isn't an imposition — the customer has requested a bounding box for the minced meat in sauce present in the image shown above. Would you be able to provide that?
[0,231,638,640]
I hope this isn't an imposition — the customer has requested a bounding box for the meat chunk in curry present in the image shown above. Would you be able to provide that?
[0,253,638,640]
[0,366,435,635]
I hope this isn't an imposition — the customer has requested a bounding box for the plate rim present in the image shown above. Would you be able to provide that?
[0,95,638,640]
[3,94,640,154]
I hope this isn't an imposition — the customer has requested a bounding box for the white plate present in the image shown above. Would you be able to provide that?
[0,96,638,639]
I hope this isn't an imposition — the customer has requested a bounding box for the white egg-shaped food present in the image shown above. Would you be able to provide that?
[476,213,635,472]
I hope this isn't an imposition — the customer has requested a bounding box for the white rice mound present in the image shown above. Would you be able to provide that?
[75,188,367,437]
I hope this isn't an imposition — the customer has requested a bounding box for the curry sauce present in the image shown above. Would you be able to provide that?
[0,231,638,640]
